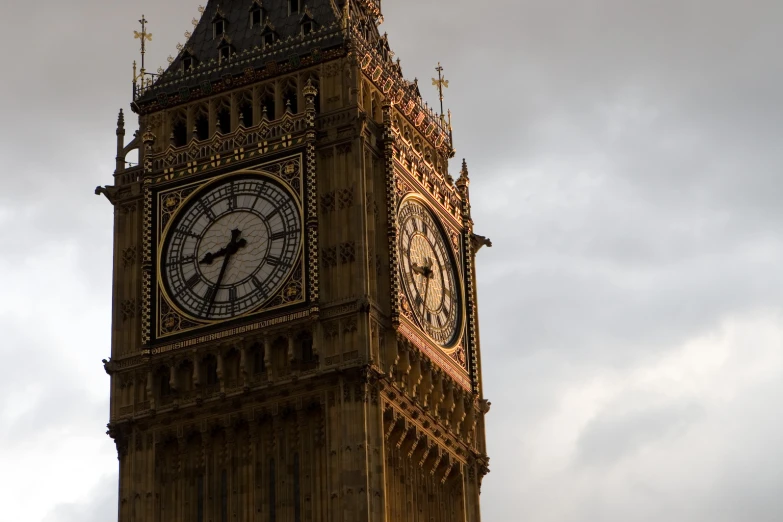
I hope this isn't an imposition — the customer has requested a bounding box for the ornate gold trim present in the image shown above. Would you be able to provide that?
[152,155,307,340]
[146,309,311,356]
[397,320,471,392]
[396,193,467,351]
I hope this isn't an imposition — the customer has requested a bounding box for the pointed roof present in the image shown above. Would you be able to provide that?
[134,0,343,107]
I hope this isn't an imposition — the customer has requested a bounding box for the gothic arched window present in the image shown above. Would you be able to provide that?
[217,103,231,134]
[260,84,276,120]
[283,79,298,114]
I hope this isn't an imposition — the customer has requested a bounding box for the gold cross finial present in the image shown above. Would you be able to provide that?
[133,15,153,75]
[134,15,153,43]
[432,62,449,118]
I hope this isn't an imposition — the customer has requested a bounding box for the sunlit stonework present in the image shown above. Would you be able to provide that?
[97,1,491,520]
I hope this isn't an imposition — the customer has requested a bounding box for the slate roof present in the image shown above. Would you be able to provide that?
[135,0,344,106]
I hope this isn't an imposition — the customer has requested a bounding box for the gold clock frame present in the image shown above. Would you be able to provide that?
[153,155,306,340]
[397,193,467,355]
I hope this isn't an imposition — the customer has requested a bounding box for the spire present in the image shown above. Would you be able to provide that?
[457,158,470,188]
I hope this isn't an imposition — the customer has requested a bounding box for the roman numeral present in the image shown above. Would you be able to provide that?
[266,256,283,267]
[271,230,293,241]
[164,255,195,268]
[197,200,215,220]
[176,273,201,297]
[229,287,237,314]
[176,229,201,239]
[228,182,236,210]
[265,205,283,220]
[185,274,200,289]
[200,286,217,316]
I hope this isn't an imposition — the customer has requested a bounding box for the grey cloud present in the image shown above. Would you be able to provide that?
[574,398,704,467]
[2,0,782,521]
[42,475,118,522]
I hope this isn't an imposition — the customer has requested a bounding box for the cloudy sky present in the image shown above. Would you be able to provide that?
[1,0,781,520]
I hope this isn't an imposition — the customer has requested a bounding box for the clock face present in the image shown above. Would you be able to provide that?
[160,176,302,321]
[398,199,461,347]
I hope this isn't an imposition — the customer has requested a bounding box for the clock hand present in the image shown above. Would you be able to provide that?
[411,263,427,276]
[200,229,248,265]
[200,246,228,265]
[205,229,248,317]
[207,253,231,317]
[422,272,432,311]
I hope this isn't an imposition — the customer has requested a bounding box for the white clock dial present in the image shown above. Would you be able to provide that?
[161,176,301,321]
[398,198,461,347]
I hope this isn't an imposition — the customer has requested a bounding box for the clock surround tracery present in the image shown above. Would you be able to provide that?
[397,196,463,349]
[152,155,307,340]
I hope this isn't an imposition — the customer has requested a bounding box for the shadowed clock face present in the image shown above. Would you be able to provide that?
[160,176,301,321]
[398,199,461,346]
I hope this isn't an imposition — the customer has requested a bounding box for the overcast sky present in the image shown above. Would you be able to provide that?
[1,0,781,521]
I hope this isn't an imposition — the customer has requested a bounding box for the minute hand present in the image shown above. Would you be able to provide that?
[207,252,231,317]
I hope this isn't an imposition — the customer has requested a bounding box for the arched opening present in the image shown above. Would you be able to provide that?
[260,85,276,120]
[203,354,219,391]
[156,366,172,402]
[297,332,317,371]
[223,349,240,389]
[177,360,194,393]
[283,78,298,114]
[171,119,187,147]
[251,342,266,377]
[195,110,209,141]
[239,95,253,127]
[217,102,231,134]
[272,336,289,375]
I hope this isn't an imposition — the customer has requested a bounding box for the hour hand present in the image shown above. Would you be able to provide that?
[200,246,228,265]
[411,261,434,278]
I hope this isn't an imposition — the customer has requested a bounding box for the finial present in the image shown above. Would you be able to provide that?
[303,78,318,98]
[432,62,449,119]
[133,16,153,97]
[142,126,156,146]
[457,158,470,189]
[133,15,153,71]
[117,109,125,128]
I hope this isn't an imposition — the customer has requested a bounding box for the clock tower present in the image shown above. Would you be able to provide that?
[98,1,492,521]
